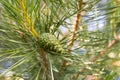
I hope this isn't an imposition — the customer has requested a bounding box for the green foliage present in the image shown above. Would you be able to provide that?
[0,0,120,80]
[104,71,117,80]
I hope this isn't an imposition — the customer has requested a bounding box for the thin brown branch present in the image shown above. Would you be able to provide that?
[40,48,48,71]
[92,39,117,62]
[40,48,48,80]
[60,0,83,72]
[67,0,83,51]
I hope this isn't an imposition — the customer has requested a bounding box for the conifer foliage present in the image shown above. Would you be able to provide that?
[0,0,120,80]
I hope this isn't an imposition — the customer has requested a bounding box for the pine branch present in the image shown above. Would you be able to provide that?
[20,1,49,79]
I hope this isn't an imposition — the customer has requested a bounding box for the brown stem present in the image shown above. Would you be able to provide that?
[67,0,83,51]
[40,48,48,80]
[60,0,83,72]
[92,39,117,62]
[40,48,48,70]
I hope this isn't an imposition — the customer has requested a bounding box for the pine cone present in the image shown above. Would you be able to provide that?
[39,33,65,54]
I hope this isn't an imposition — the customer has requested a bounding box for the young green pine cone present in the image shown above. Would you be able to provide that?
[39,33,66,54]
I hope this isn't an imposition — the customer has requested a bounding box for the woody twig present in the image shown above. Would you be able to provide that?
[61,0,83,69]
